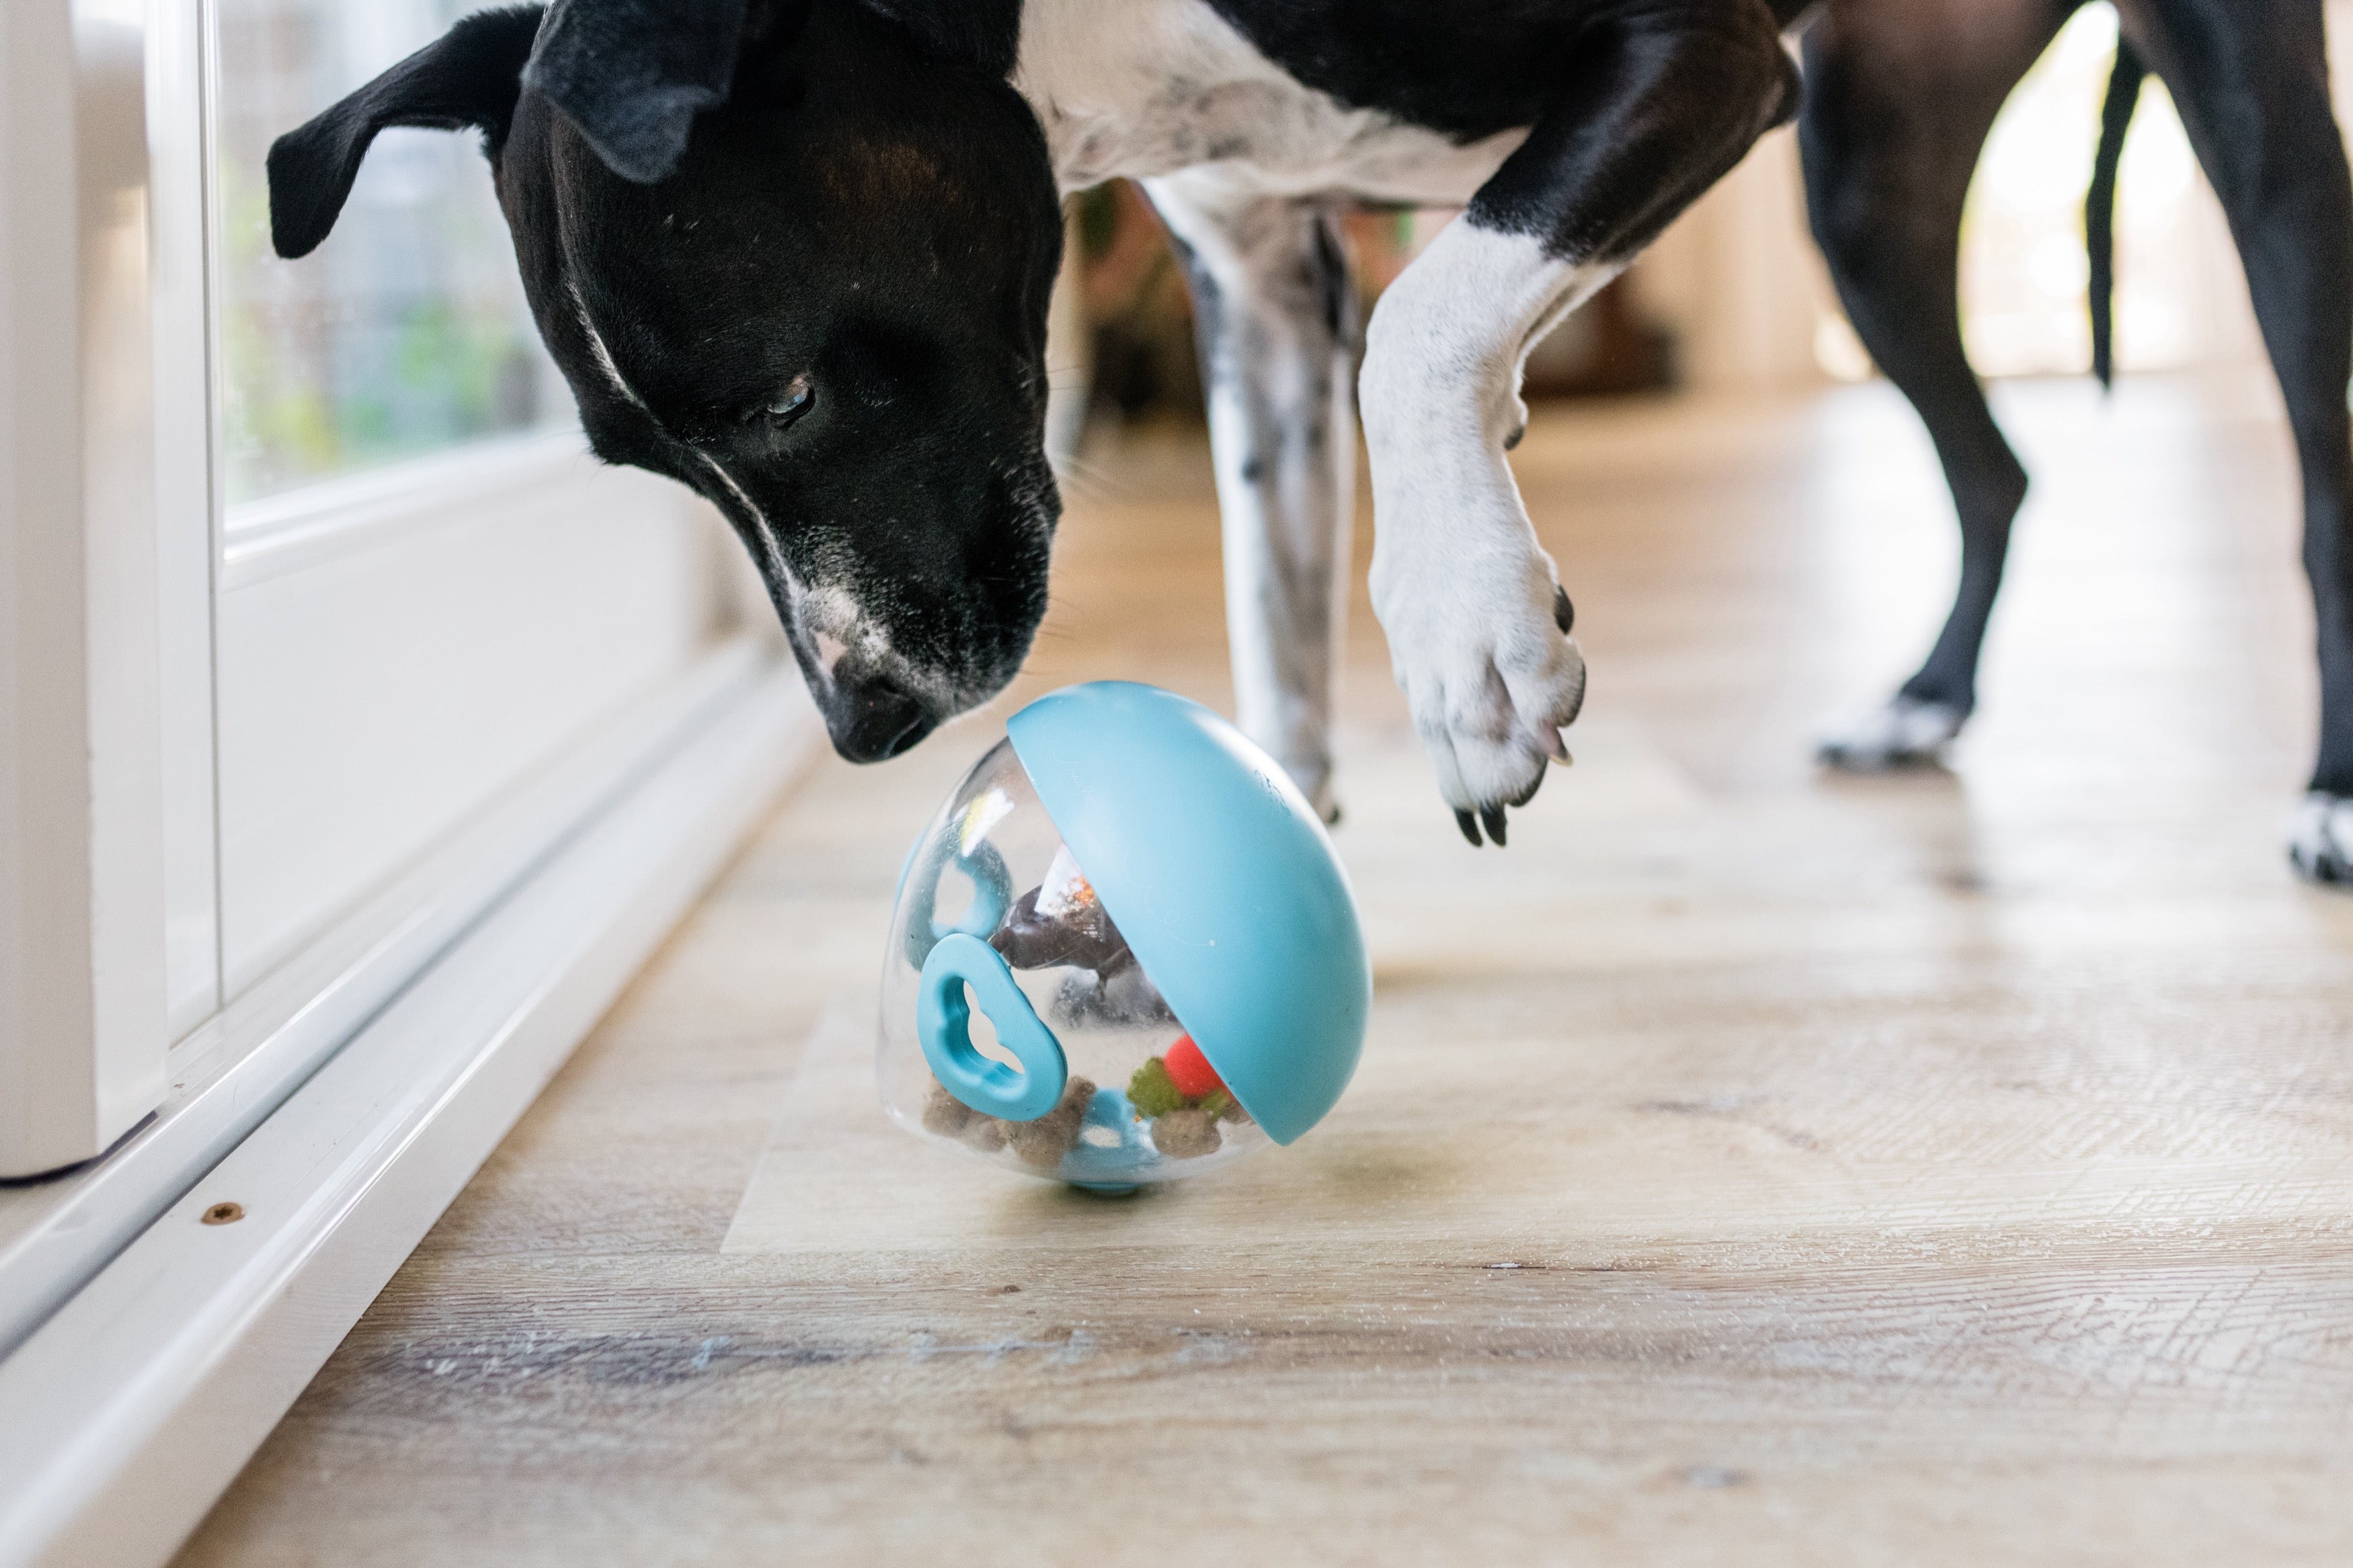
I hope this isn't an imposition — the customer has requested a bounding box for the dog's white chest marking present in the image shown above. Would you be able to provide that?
[1014,0,1529,202]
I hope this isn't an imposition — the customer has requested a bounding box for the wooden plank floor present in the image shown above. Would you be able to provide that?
[178,376,2353,1566]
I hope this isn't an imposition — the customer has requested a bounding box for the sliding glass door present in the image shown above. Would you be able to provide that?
[3,0,744,1177]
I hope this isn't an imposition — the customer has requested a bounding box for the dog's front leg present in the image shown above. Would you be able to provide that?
[1361,0,1798,844]
[1361,226,1601,847]
[1147,171,1359,820]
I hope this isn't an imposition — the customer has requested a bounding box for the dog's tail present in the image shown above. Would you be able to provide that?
[2087,35,2147,389]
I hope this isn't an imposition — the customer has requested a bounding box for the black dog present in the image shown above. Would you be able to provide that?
[1802,0,2353,882]
[270,0,1806,844]
[271,0,2345,878]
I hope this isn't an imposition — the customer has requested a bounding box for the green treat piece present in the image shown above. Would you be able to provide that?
[1198,1089,1233,1122]
[1127,1056,1188,1118]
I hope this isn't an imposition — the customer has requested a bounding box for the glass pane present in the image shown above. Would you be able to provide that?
[214,0,569,504]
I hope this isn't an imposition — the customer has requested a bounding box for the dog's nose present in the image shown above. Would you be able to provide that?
[828,675,936,763]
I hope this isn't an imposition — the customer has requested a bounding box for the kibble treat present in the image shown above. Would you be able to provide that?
[877,682,1369,1192]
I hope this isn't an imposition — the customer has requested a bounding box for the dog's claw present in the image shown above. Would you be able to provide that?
[1455,809,1483,848]
[1480,805,1508,845]
[1553,585,1574,636]
[1542,727,1570,762]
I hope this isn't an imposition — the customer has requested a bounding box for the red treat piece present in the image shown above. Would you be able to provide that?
[1163,1034,1224,1099]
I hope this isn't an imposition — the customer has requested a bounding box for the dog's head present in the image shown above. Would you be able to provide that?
[269,1,1060,762]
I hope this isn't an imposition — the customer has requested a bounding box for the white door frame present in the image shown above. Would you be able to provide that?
[0,3,821,1559]
[1,0,188,1180]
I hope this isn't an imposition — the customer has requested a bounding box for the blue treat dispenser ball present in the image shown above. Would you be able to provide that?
[877,682,1369,1190]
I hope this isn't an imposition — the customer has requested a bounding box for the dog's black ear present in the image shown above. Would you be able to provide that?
[521,0,752,185]
[268,6,546,259]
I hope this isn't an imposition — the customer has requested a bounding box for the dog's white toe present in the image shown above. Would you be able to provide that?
[2289,792,2353,886]
[1817,696,1966,772]
[1384,580,1585,845]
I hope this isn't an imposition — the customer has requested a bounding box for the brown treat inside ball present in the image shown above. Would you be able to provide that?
[1008,1076,1096,1169]
[1151,1107,1222,1159]
[963,1116,1010,1153]
[990,887,1135,975]
[922,1081,975,1137]
[1200,1089,1253,1125]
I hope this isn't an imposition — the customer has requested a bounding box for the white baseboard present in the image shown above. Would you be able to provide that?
[0,653,817,1568]
[0,638,784,1360]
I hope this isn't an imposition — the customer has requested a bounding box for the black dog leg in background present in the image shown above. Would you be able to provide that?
[1797,0,2073,768]
[2124,0,2353,880]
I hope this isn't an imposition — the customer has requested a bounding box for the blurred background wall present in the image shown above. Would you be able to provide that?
[1054,1,2353,438]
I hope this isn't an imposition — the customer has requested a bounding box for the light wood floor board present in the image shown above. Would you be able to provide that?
[177,375,2353,1567]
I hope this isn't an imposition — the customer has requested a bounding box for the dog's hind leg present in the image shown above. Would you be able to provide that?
[1363,1,1798,845]
[1798,0,2077,770]
[1147,172,1360,821]
[2122,0,2353,884]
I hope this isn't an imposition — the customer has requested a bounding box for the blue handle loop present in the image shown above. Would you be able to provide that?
[901,833,1012,970]
[918,933,1067,1122]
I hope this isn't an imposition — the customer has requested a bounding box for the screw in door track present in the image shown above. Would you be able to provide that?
[201,1202,244,1225]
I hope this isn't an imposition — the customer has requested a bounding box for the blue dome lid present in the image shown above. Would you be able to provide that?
[1006,682,1369,1145]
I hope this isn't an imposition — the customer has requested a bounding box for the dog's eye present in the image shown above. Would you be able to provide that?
[750,376,813,429]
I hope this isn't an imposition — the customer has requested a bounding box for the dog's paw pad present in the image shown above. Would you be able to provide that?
[2289,792,2353,886]
[1817,697,1966,772]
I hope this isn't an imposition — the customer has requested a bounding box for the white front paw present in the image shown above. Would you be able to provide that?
[1817,696,1966,771]
[2289,792,2353,885]
[1375,552,1585,846]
